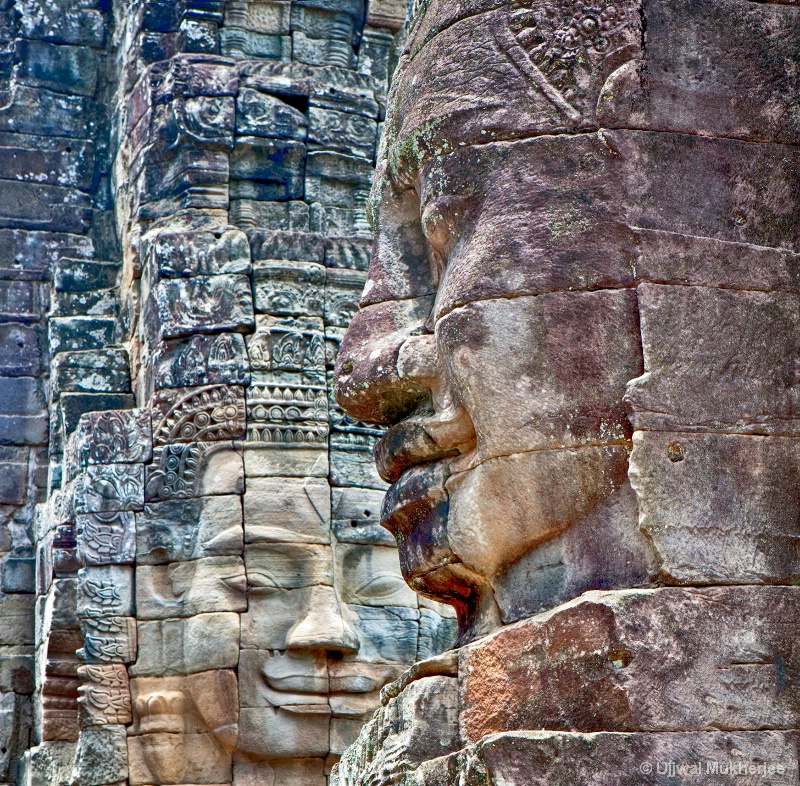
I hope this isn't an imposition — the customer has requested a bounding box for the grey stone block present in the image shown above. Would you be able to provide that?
[2,558,36,593]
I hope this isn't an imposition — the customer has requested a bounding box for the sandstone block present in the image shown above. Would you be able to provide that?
[245,543,334,589]
[236,89,307,141]
[79,616,137,665]
[629,431,800,584]
[459,586,800,742]
[335,544,418,608]
[77,566,134,619]
[145,442,244,501]
[131,613,240,677]
[238,649,328,708]
[74,465,144,514]
[142,226,250,280]
[76,512,136,566]
[348,606,419,664]
[152,333,250,391]
[127,731,232,785]
[51,350,130,397]
[151,385,246,446]
[628,284,800,433]
[252,260,325,317]
[76,664,131,727]
[146,275,254,341]
[136,495,243,565]
[242,444,328,478]
[68,409,152,469]
[136,557,247,619]
[243,477,330,544]
[69,724,128,786]
[331,487,394,546]
[238,705,330,759]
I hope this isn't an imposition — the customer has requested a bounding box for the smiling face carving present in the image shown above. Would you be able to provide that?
[334,0,657,642]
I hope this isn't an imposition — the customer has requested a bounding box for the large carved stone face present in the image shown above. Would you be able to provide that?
[334,0,656,642]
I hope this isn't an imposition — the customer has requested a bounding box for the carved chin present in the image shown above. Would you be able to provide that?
[141,735,188,784]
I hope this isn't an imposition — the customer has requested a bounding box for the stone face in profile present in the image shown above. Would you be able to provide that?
[334,0,800,646]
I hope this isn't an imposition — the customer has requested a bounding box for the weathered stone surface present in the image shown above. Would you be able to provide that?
[51,350,131,397]
[76,512,136,566]
[252,260,326,317]
[460,587,800,742]
[335,544,418,608]
[69,724,128,786]
[331,487,394,546]
[145,441,244,501]
[76,664,132,727]
[629,431,800,584]
[151,385,246,445]
[68,409,152,470]
[77,566,134,619]
[127,731,232,786]
[243,477,330,544]
[131,613,241,677]
[79,616,137,665]
[230,136,306,201]
[245,543,334,589]
[412,730,800,786]
[152,333,250,390]
[241,443,328,478]
[628,284,800,433]
[236,88,307,140]
[146,275,255,341]
[74,465,144,514]
[238,705,330,760]
[136,495,243,564]
[136,556,247,619]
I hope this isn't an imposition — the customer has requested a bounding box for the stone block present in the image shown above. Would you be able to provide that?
[412,730,800,786]
[0,414,48,446]
[136,556,247,619]
[0,594,35,645]
[229,137,306,201]
[417,608,458,661]
[152,333,250,390]
[460,586,800,743]
[17,1,106,46]
[145,441,244,501]
[47,317,116,354]
[308,108,376,159]
[293,31,355,68]
[69,724,128,786]
[77,566,134,619]
[127,731,232,785]
[141,226,250,280]
[324,268,366,328]
[335,544,417,608]
[242,443,328,478]
[225,1,291,34]
[229,198,310,231]
[305,152,373,208]
[367,0,407,30]
[59,394,136,439]
[130,613,240,677]
[0,180,92,234]
[238,649,328,708]
[348,605,419,664]
[252,260,325,317]
[629,431,800,584]
[2,557,36,593]
[238,705,330,759]
[220,27,291,58]
[245,543,333,590]
[324,236,371,271]
[249,229,325,264]
[145,275,254,341]
[628,284,800,433]
[136,495,243,565]
[0,87,98,138]
[0,324,41,377]
[53,259,118,293]
[0,460,27,505]
[51,350,131,397]
[0,230,93,278]
[129,669,238,735]
[68,409,152,469]
[235,759,326,786]
[243,477,330,544]
[74,464,144,514]
[236,88,307,140]
[151,384,246,445]
[79,615,137,664]
[329,444,387,490]
[0,280,37,321]
[331,487,394,546]
[75,511,136,567]
[19,741,76,786]
[247,315,327,387]
[16,41,98,97]
[0,377,45,416]
[76,664,132,727]
[357,28,394,83]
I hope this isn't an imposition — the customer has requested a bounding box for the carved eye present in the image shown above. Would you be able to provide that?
[354,572,408,601]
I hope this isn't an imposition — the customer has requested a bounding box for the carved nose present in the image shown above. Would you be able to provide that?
[285,585,359,654]
[334,296,436,426]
